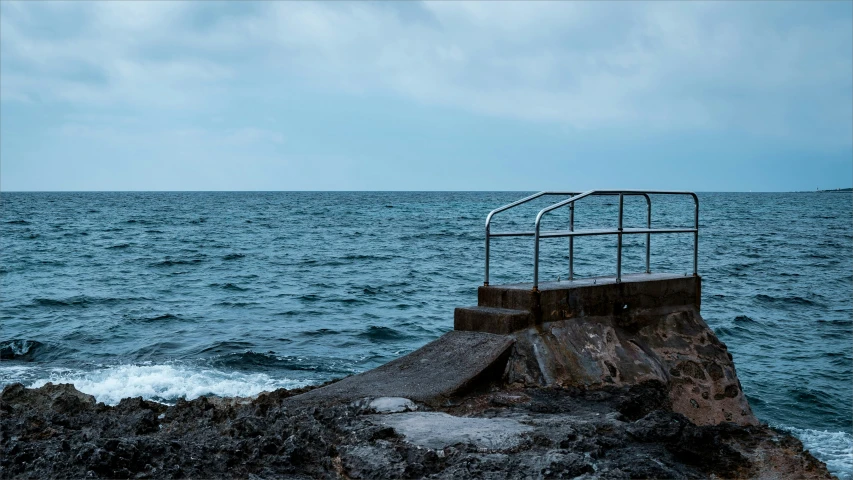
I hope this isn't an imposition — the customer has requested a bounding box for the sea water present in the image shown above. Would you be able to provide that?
[1,191,850,478]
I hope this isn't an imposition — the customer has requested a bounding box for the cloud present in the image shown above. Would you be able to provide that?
[1,1,851,147]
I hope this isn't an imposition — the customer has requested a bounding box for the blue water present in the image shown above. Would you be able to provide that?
[1,192,851,477]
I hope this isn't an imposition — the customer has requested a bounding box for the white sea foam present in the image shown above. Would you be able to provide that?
[0,364,59,385]
[27,364,312,405]
[782,426,853,480]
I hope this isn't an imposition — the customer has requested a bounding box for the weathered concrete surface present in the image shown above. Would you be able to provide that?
[367,412,534,450]
[285,330,515,407]
[477,273,700,325]
[362,397,417,414]
[454,306,532,335]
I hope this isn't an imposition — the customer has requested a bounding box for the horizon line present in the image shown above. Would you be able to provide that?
[2,189,851,194]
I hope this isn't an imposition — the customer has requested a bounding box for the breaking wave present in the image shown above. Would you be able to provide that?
[27,364,311,405]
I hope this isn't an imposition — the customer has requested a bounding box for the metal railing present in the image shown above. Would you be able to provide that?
[484,190,699,289]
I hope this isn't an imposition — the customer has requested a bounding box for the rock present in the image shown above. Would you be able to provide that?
[0,381,833,479]
[505,307,759,427]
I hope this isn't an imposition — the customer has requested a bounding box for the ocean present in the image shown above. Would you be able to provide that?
[1,191,850,478]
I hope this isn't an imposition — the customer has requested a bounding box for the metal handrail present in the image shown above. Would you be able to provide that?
[484,191,580,286]
[484,190,699,289]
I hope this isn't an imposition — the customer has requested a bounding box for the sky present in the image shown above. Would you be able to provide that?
[1,1,851,192]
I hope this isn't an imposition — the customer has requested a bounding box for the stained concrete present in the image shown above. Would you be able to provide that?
[367,412,534,450]
[364,397,417,414]
[454,306,532,335]
[285,330,515,407]
[474,273,701,325]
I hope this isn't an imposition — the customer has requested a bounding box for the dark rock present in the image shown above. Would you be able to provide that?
[0,379,834,479]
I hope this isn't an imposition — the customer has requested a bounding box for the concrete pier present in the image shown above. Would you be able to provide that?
[289,272,754,426]
[455,273,700,334]
[453,273,755,426]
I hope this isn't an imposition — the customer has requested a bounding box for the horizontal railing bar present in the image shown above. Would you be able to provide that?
[490,231,537,237]
[490,227,696,238]
[541,227,696,238]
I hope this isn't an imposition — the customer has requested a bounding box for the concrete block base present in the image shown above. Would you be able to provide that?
[454,306,532,335]
[458,273,701,333]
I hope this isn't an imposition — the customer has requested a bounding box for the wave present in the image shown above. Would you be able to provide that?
[754,293,822,307]
[31,296,96,307]
[30,295,143,308]
[0,340,47,361]
[790,387,839,413]
[106,243,131,249]
[196,341,255,356]
[733,315,758,324]
[780,426,852,480]
[131,313,181,324]
[152,258,204,267]
[5,219,30,225]
[211,351,324,372]
[27,364,311,405]
[356,325,411,342]
[341,254,394,261]
[222,253,246,261]
[209,283,249,292]
[214,301,254,307]
[300,328,339,337]
[817,318,853,326]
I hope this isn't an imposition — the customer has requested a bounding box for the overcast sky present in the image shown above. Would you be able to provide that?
[1,1,851,191]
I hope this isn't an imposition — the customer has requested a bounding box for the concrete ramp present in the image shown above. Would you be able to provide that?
[285,331,514,407]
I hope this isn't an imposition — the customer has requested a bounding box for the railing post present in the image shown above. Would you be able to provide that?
[645,194,651,274]
[484,224,490,286]
[534,212,543,291]
[617,193,623,283]
[533,230,540,291]
[693,194,699,276]
[569,204,574,281]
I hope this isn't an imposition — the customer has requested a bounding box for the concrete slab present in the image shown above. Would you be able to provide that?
[365,397,417,413]
[368,412,533,450]
[285,331,515,407]
[454,306,532,335]
[476,274,701,325]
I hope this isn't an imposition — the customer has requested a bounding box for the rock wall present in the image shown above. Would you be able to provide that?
[504,305,757,427]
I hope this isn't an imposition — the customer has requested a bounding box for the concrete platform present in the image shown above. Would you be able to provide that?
[454,306,532,335]
[284,330,515,407]
[456,273,700,333]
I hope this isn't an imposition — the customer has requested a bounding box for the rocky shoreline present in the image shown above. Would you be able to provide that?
[1,276,838,478]
[1,379,833,479]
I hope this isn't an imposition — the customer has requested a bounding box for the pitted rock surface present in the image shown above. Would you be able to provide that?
[1,381,832,479]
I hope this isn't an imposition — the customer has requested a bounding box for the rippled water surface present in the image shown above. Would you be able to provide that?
[1,192,851,477]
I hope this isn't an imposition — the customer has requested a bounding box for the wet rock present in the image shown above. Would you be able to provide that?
[0,380,834,479]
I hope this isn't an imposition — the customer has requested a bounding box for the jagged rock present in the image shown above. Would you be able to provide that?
[505,307,757,427]
[0,381,833,479]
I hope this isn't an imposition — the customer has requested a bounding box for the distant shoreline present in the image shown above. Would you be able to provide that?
[816,188,853,193]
